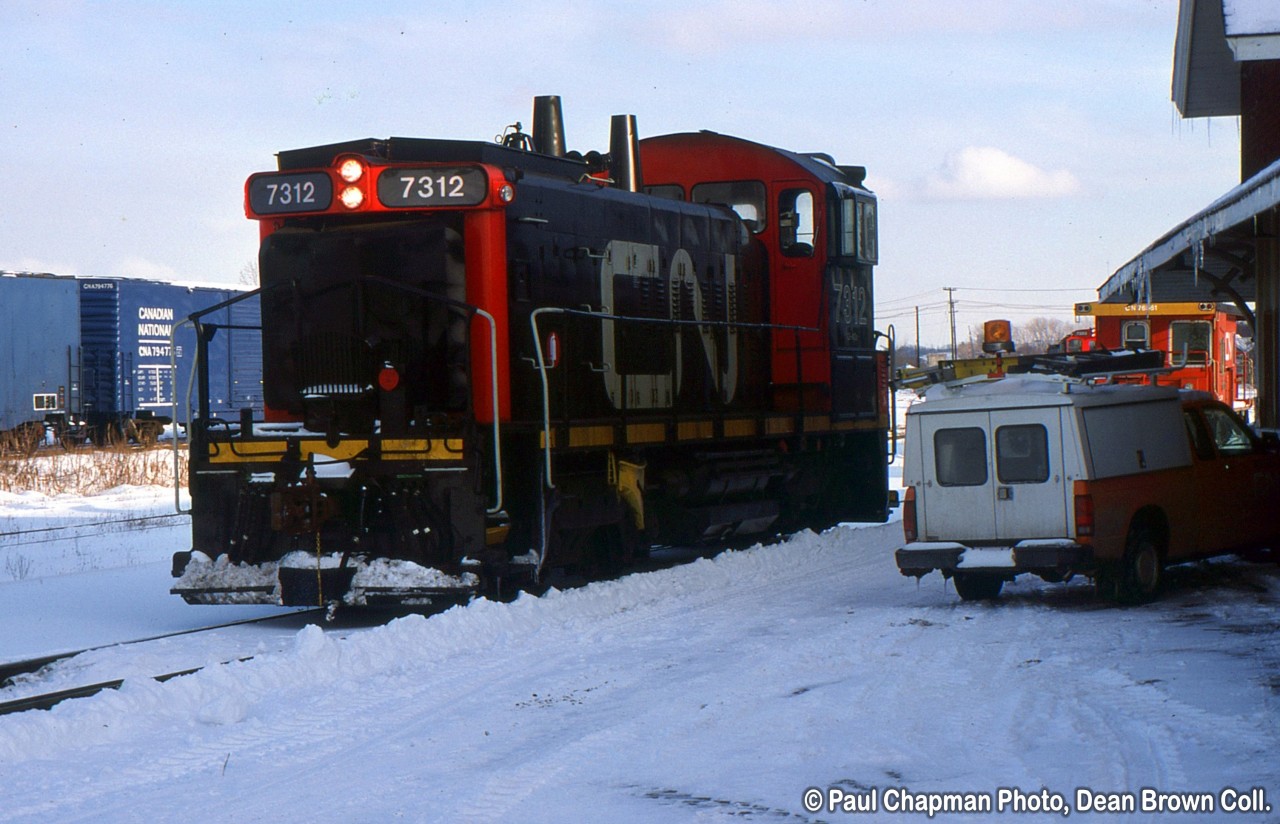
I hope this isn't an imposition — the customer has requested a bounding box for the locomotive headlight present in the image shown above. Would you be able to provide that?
[340,185,365,210]
[337,157,365,183]
[498,183,515,203]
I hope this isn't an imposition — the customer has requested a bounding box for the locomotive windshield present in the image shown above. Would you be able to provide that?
[837,190,877,264]
[259,216,469,435]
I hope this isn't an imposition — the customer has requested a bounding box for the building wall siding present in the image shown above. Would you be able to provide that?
[1241,60,1280,180]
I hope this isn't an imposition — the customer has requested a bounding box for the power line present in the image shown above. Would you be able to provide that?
[950,286,1096,293]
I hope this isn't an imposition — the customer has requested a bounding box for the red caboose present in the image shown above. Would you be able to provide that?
[1074,301,1251,412]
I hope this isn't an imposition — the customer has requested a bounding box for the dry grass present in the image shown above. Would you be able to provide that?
[0,443,189,495]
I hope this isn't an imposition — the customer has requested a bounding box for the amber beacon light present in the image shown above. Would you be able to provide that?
[982,319,1015,354]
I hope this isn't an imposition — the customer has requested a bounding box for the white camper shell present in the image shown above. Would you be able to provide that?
[895,372,1280,602]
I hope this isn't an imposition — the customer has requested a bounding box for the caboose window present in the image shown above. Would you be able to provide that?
[1170,320,1211,365]
[691,181,767,233]
[32,393,58,411]
[1122,320,1149,350]
[778,189,815,257]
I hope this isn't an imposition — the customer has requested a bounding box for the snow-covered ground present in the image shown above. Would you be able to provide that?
[0,486,299,662]
[1,461,1278,823]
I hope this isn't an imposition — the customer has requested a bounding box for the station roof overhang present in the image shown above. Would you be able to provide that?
[1097,154,1280,308]
[1173,0,1280,117]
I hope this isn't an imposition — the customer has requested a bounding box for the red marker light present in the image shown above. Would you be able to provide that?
[378,365,400,391]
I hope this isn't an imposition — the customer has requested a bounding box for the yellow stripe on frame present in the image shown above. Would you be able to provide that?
[206,438,465,464]
[764,417,795,435]
[677,420,714,440]
[382,438,465,460]
[568,425,615,448]
[803,415,830,432]
[626,423,666,444]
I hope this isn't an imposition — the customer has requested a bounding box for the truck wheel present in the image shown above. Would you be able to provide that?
[1113,529,1164,604]
[953,573,1003,601]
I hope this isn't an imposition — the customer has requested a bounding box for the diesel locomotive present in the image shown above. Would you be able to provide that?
[172,97,891,607]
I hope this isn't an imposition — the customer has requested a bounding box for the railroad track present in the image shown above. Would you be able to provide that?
[0,512,188,549]
[0,532,793,718]
[0,608,322,717]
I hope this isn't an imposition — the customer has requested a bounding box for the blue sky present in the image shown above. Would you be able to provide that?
[2,0,1241,345]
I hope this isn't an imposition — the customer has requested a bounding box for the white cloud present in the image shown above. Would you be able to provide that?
[921,146,1081,200]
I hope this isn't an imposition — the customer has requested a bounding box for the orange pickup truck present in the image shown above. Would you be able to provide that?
[895,376,1280,602]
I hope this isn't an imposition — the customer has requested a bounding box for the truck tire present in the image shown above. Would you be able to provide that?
[1105,528,1164,605]
[953,572,1004,601]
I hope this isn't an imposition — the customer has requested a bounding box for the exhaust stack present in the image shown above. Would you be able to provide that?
[531,95,566,157]
[608,114,643,192]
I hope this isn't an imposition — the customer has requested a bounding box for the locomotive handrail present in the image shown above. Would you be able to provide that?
[171,316,195,514]
[877,324,897,464]
[363,275,504,515]
[171,283,282,514]
[172,280,504,516]
[529,306,823,578]
[528,306,821,489]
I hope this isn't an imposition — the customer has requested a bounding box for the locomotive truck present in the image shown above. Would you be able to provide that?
[172,97,892,607]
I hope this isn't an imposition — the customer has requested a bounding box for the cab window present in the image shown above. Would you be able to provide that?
[1171,320,1211,365]
[691,181,767,233]
[839,197,878,263]
[778,189,815,257]
[995,424,1049,484]
[1200,405,1255,456]
[645,184,684,201]
[935,428,988,486]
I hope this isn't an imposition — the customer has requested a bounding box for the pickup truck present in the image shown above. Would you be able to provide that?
[894,375,1280,602]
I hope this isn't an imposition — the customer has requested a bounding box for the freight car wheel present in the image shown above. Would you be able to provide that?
[952,572,1004,601]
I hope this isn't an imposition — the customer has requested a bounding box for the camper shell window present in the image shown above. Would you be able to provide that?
[934,427,988,487]
[996,424,1049,484]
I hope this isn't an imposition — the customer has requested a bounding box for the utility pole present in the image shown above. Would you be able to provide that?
[944,287,958,359]
[914,305,921,367]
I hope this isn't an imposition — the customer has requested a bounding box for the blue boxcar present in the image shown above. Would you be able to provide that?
[78,278,263,430]
[0,273,80,432]
[1,272,262,442]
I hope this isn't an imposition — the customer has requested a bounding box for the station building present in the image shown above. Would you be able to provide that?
[1098,0,1280,427]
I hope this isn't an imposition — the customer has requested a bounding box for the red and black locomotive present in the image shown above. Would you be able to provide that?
[172,97,891,607]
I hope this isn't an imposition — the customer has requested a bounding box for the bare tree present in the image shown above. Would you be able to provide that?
[238,259,259,287]
[1013,316,1076,354]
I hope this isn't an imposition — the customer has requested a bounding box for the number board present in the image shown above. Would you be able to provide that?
[377,167,487,208]
[247,173,333,215]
